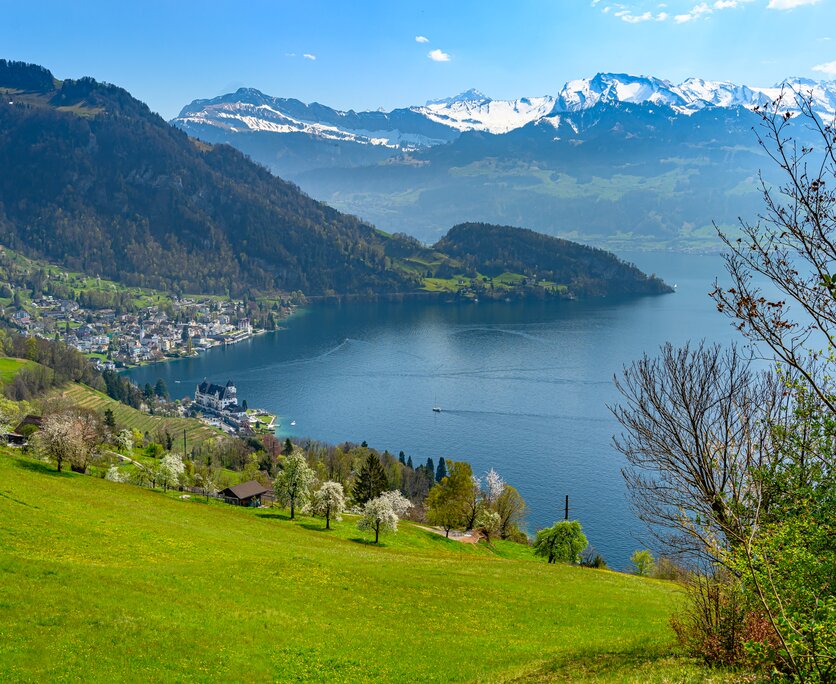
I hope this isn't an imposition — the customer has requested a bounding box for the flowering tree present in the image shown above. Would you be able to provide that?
[357,490,412,543]
[159,453,185,492]
[105,465,126,483]
[475,509,501,545]
[114,429,134,454]
[273,450,315,519]
[36,413,81,473]
[483,468,504,507]
[37,409,104,474]
[309,481,346,529]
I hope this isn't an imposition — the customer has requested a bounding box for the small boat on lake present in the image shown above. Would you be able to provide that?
[290,420,296,426]
[432,406,442,413]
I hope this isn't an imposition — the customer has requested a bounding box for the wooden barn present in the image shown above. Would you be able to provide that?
[220,480,270,507]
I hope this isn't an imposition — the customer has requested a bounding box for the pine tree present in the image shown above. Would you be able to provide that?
[283,438,293,456]
[353,452,388,504]
[398,451,406,465]
[406,456,414,469]
[435,457,448,482]
[104,408,116,431]
[426,457,434,475]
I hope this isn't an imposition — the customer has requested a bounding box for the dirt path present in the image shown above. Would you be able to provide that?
[415,524,482,544]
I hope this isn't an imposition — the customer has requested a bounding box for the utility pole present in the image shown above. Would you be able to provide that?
[183,429,187,460]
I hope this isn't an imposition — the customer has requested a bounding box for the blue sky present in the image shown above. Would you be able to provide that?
[2,0,834,118]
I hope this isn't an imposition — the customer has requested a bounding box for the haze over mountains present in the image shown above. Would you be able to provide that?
[174,73,835,249]
[0,60,668,300]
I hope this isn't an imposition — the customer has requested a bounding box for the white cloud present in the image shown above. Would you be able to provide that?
[415,35,429,43]
[812,60,836,75]
[768,0,820,8]
[614,7,669,21]
[303,53,316,60]
[428,48,451,62]
[676,2,713,21]
[604,0,751,24]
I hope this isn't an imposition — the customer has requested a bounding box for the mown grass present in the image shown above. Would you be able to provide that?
[55,383,223,446]
[0,450,741,682]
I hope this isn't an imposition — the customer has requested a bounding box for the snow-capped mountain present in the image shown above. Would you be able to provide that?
[170,73,836,247]
[417,91,556,134]
[173,73,836,150]
[549,73,836,117]
[175,87,459,150]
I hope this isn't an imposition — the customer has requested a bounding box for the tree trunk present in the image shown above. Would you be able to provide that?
[326,511,330,530]
[445,527,450,538]
[290,497,295,520]
[375,522,380,544]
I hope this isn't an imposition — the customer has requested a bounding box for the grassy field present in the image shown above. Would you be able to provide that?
[55,383,223,447]
[0,357,39,386]
[0,450,744,683]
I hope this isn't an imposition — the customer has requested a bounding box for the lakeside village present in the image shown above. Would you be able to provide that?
[5,294,265,369]
[0,245,297,370]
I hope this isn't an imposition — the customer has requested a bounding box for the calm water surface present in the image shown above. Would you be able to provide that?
[128,252,741,568]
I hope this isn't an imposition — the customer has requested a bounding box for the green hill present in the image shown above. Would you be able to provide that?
[0,450,734,682]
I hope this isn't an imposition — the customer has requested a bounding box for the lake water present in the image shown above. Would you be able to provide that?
[127,252,743,568]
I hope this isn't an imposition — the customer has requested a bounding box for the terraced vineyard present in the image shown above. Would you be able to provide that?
[56,383,223,446]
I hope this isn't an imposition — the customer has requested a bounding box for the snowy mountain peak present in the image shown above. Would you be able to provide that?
[172,73,836,154]
[426,89,490,106]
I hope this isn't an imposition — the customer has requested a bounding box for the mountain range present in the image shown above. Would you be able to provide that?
[173,73,833,248]
[0,59,669,299]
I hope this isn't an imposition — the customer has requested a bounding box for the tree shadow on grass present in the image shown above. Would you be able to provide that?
[297,522,331,532]
[507,648,747,684]
[12,458,72,478]
[348,537,387,547]
[255,511,292,522]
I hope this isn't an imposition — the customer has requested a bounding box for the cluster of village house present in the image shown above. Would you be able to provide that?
[6,294,258,368]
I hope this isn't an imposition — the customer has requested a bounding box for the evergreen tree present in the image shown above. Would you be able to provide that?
[435,457,447,482]
[103,407,116,431]
[143,383,154,400]
[426,457,434,476]
[154,378,169,400]
[283,438,293,456]
[406,455,414,469]
[353,452,388,504]
[398,451,406,465]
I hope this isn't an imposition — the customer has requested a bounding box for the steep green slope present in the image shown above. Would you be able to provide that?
[0,452,686,682]
[0,60,420,297]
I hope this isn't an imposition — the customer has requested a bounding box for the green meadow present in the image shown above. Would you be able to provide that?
[0,450,749,682]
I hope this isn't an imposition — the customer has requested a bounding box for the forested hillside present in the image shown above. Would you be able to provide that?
[435,223,671,296]
[0,60,420,297]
